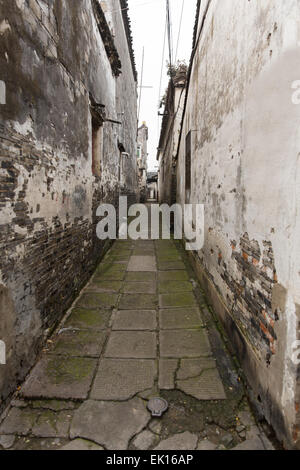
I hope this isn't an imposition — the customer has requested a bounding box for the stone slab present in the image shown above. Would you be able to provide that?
[237,410,256,427]
[70,398,150,450]
[177,358,217,380]
[0,407,37,436]
[126,272,156,281]
[109,248,132,256]
[149,420,162,435]
[112,310,157,330]
[91,359,156,400]
[119,293,158,310]
[132,249,155,256]
[133,430,157,450]
[109,254,131,262]
[177,368,226,400]
[61,438,104,450]
[64,308,111,330]
[154,432,198,450]
[85,281,122,293]
[112,240,134,248]
[159,359,178,390]
[0,435,15,449]
[127,256,157,272]
[159,281,193,293]
[197,440,218,450]
[29,400,76,411]
[158,271,189,281]
[133,240,154,247]
[122,281,156,294]
[232,437,265,450]
[21,356,97,400]
[159,293,197,309]
[32,410,72,438]
[156,254,182,262]
[51,330,106,357]
[158,261,186,271]
[75,293,118,309]
[159,308,203,329]
[160,330,212,358]
[109,247,132,255]
[94,271,125,281]
[97,262,127,271]
[155,240,175,247]
[105,331,157,358]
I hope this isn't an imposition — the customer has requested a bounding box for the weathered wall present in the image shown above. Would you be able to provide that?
[137,123,148,202]
[0,0,137,408]
[158,77,186,205]
[176,0,300,448]
[103,0,138,203]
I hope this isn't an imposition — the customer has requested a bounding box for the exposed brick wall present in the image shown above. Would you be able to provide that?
[175,0,300,448]
[0,128,115,380]
[0,0,137,409]
[222,234,278,362]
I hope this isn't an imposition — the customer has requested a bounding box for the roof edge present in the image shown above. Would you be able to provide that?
[119,0,138,82]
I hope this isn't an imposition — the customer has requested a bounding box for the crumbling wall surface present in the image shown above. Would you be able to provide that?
[176,0,300,448]
[0,0,137,408]
[158,82,175,205]
[158,79,186,205]
[103,0,138,204]
[137,124,148,202]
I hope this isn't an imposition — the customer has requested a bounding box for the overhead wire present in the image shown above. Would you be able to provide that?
[166,0,173,70]
[158,11,167,109]
[175,0,185,64]
[138,47,145,126]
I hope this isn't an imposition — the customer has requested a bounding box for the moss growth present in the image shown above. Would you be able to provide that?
[158,271,189,282]
[36,409,58,431]
[65,308,110,329]
[160,292,197,308]
[46,357,96,384]
[159,280,193,294]
[52,329,106,356]
[125,272,156,281]
[88,280,122,292]
[75,292,118,308]
[160,389,240,440]
[120,293,158,310]
[96,263,127,273]
[158,261,186,270]
[30,399,76,411]
[94,271,125,281]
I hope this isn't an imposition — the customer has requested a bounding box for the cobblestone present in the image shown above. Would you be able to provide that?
[0,238,273,450]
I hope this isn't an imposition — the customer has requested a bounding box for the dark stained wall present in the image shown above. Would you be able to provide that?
[0,0,138,409]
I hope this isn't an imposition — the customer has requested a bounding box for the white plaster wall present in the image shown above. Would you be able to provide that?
[177,0,300,446]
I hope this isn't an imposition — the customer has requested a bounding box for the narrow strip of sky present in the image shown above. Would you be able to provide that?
[128,0,197,171]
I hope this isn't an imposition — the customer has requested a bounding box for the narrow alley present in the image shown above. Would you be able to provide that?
[1,0,300,455]
[0,230,274,450]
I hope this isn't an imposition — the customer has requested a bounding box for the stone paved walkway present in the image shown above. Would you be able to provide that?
[0,238,275,450]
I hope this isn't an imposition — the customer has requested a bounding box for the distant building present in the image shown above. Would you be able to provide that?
[137,122,148,202]
[157,65,187,205]
[147,172,158,201]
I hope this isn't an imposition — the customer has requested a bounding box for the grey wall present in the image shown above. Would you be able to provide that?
[158,81,185,205]
[177,0,300,448]
[0,0,137,409]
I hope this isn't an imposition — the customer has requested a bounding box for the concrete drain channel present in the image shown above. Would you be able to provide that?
[147,398,169,417]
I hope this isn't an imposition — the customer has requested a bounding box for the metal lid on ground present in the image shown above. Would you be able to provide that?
[147,397,169,417]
